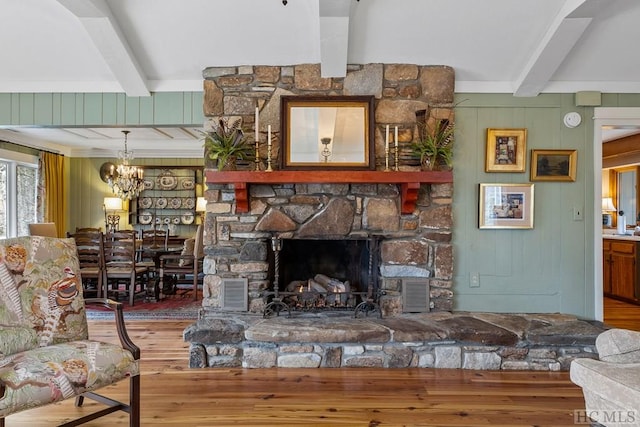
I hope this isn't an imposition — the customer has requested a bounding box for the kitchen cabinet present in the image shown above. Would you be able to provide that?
[603,238,640,303]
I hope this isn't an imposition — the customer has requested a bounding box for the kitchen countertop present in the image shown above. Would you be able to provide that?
[603,230,640,241]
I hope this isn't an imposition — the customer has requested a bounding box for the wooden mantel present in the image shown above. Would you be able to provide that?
[205,170,453,214]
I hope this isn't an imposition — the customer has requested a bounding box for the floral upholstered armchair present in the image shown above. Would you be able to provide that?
[0,236,140,427]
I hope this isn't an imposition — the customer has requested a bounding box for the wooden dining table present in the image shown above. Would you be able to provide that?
[138,244,184,301]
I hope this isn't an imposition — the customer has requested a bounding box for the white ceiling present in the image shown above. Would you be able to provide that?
[0,0,639,157]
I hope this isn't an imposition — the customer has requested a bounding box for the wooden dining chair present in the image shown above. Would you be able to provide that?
[103,230,149,306]
[69,230,105,298]
[159,224,204,300]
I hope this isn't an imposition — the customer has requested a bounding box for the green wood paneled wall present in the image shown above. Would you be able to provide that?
[0,92,204,126]
[453,93,640,319]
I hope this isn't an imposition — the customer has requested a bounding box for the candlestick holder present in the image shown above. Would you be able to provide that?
[254,142,261,171]
[394,145,400,171]
[384,146,390,171]
[266,144,273,172]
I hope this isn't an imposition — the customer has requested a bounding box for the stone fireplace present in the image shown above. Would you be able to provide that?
[202,180,453,316]
[184,64,603,370]
[200,63,455,316]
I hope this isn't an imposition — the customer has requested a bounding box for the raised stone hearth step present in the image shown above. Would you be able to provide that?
[184,311,608,370]
[245,317,390,343]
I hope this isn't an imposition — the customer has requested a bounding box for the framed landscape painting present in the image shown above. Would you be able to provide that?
[530,149,577,182]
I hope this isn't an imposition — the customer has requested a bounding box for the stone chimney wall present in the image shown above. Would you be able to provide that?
[201,64,454,316]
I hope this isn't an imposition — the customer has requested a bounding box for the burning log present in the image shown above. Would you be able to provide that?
[314,274,350,305]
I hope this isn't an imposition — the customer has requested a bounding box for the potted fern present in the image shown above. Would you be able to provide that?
[410,118,454,171]
[203,118,253,171]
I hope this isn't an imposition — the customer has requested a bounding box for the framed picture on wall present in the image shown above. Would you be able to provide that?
[530,149,577,182]
[479,183,534,229]
[485,128,527,173]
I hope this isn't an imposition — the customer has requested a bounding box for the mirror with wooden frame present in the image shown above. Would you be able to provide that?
[280,95,375,170]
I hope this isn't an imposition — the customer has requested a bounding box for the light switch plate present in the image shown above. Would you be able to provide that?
[573,207,583,221]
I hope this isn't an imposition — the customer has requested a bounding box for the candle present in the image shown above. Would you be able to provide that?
[255,106,259,144]
[385,125,389,151]
[394,126,399,148]
[267,125,272,150]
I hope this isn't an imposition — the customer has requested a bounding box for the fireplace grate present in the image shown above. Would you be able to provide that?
[402,278,430,313]
[222,278,248,311]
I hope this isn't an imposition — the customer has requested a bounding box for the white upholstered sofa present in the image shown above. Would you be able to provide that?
[570,328,640,427]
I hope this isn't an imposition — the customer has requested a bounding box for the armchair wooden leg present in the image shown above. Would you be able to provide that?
[75,395,85,407]
[130,374,140,427]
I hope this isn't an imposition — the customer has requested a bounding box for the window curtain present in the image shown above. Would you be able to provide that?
[38,151,66,237]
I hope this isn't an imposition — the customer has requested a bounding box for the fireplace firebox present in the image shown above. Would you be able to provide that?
[264,237,381,317]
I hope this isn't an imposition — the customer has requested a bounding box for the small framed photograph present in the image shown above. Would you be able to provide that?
[530,149,577,182]
[479,183,534,229]
[485,128,527,173]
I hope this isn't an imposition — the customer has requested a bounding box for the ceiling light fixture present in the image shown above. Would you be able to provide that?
[108,130,145,200]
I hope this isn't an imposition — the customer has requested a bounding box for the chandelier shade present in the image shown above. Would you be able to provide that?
[108,130,145,200]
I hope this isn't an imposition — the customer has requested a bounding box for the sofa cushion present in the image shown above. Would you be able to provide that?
[0,326,38,358]
[0,339,139,417]
[596,328,640,363]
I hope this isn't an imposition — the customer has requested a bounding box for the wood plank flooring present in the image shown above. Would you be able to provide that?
[5,319,589,426]
[604,296,640,331]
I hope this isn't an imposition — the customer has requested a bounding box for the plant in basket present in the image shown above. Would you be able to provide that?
[203,118,253,171]
[410,118,454,171]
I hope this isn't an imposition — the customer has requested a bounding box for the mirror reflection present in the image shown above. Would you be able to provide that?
[289,106,365,163]
[281,96,374,170]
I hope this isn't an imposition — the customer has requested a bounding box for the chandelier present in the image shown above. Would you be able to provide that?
[108,130,145,200]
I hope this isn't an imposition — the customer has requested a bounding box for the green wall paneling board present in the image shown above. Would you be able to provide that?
[452,93,595,317]
[0,92,204,127]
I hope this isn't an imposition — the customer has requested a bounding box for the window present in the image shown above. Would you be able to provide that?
[0,150,38,238]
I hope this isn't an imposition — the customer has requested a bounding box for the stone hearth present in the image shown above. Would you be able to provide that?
[184,311,605,370]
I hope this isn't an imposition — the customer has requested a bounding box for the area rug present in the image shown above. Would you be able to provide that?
[86,292,202,320]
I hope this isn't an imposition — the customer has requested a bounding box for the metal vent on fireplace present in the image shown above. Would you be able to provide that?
[222,278,248,311]
[402,278,430,313]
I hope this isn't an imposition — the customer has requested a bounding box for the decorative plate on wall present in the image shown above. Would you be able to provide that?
[143,179,154,190]
[139,197,153,209]
[181,178,195,190]
[169,197,182,209]
[99,162,117,183]
[181,212,194,225]
[182,198,195,209]
[155,197,168,209]
[139,212,153,225]
[156,172,178,190]
[172,217,181,225]
[163,217,171,225]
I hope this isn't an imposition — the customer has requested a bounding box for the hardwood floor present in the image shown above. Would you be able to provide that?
[604,296,640,331]
[5,319,589,426]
